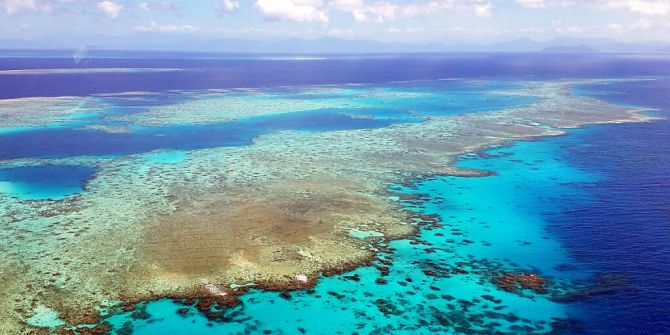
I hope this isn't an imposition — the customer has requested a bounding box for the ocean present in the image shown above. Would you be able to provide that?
[0,52,668,334]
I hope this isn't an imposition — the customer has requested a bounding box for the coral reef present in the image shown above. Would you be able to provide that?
[0,80,656,334]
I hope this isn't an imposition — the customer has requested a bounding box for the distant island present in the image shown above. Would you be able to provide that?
[541,44,600,53]
[0,36,667,54]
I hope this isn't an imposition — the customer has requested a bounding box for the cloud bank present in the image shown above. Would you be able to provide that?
[97,1,123,18]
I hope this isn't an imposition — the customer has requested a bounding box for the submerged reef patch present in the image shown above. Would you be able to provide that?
[0,79,658,334]
[0,96,108,130]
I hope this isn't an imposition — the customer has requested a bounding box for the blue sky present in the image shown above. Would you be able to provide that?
[1,0,669,43]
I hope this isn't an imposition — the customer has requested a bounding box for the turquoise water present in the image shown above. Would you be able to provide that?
[0,165,96,200]
[93,133,597,334]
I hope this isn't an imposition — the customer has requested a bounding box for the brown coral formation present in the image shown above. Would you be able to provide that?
[493,272,548,294]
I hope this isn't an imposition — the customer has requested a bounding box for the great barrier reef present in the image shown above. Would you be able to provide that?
[1,52,669,335]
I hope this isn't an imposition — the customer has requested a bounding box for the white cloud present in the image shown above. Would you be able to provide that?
[134,21,199,33]
[473,1,493,18]
[597,0,670,16]
[516,0,545,9]
[255,0,328,23]
[400,1,468,19]
[220,0,240,12]
[97,1,123,18]
[0,0,52,15]
[364,2,398,22]
[515,0,576,9]
[351,9,367,22]
[371,4,399,22]
[330,0,397,23]
[138,1,177,12]
[330,0,461,23]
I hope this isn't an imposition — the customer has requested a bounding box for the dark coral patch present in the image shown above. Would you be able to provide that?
[492,272,547,294]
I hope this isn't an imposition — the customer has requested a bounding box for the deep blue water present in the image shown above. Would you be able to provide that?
[561,122,670,334]
[2,52,670,99]
[549,81,670,334]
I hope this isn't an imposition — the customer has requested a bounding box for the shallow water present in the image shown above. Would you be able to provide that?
[0,165,96,200]
[91,129,604,334]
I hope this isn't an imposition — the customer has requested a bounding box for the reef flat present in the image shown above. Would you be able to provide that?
[105,82,526,126]
[0,68,182,76]
[0,97,107,130]
[0,79,656,334]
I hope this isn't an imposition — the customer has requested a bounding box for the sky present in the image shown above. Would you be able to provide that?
[1,0,669,45]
